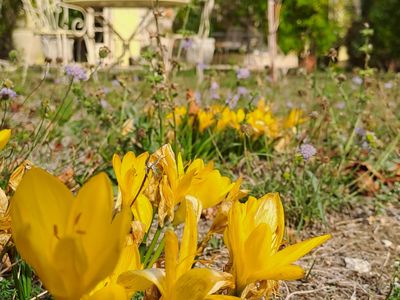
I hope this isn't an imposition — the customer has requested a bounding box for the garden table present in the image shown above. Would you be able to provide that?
[63,0,190,64]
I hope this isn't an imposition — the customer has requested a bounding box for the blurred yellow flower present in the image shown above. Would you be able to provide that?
[11,168,130,300]
[167,106,187,126]
[284,109,306,129]
[118,199,233,300]
[224,193,331,296]
[113,152,153,231]
[198,110,215,133]
[0,129,11,150]
[245,101,279,138]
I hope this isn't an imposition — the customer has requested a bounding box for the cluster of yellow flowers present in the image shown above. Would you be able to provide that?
[167,100,306,139]
[7,142,330,300]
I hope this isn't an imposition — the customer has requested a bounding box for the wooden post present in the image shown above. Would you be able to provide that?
[268,0,278,82]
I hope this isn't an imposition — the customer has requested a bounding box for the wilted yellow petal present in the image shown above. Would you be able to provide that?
[8,160,34,191]
[0,187,8,217]
[121,119,134,136]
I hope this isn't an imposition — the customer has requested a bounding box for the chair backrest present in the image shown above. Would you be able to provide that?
[22,0,87,37]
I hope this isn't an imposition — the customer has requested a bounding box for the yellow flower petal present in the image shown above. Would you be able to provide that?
[165,230,179,292]
[174,269,233,300]
[87,284,128,300]
[132,194,153,232]
[117,269,166,296]
[0,129,11,150]
[177,198,198,278]
[268,234,332,270]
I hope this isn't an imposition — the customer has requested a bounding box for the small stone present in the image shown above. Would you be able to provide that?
[382,239,393,248]
[344,257,371,273]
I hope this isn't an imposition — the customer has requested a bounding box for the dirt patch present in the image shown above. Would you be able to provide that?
[198,202,400,300]
[280,203,400,299]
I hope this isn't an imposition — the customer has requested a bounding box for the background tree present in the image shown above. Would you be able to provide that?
[346,0,400,70]
[0,0,22,59]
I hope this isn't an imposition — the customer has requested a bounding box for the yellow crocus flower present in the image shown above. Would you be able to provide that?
[224,193,331,296]
[166,106,187,126]
[113,151,153,231]
[118,199,233,300]
[10,168,130,300]
[0,129,11,150]
[173,159,233,224]
[198,110,215,133]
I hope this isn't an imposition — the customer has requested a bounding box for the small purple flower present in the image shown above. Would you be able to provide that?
[210,81,220,99]
[352,76,363,86]
[194,90,202,105]
[286,101,294,108]
[65,65,88,81]
[355,127,366,137]
[197,63,207,71]
[237,86,248,96]
[384,81,393,89]
[100,99,110,109]
[112,79,120,87]
[210,81,219,91]
[226,93,239,109]
[335,101,346,109]
[237,68,250,80]
[102,87,111,95]
[181,38,193,50]
[0,87,17,100]
[299,143,317,161]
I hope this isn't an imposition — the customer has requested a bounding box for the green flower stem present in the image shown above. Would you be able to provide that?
[143,226,162,266]
[146,235,165,268]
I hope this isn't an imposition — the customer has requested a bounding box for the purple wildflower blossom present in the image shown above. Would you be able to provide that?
[237,86,248,96]
[335,101,346,109]
[299,143,317,161]
[194,90,202,105]
[226,93,239,109]
[237,68,250,80]
[65,65,88,81]
[210,81,219,90]
[197,63,207,71]
[181,38,193,50]
[352,76,363,86]
[355,127,366,137]
[0,87,17,100]
[384,81,393,89]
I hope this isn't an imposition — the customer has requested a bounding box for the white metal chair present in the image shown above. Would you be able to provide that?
[21,0,96,64]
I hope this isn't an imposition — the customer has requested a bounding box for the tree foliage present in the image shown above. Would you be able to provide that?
[278,0,339,56]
